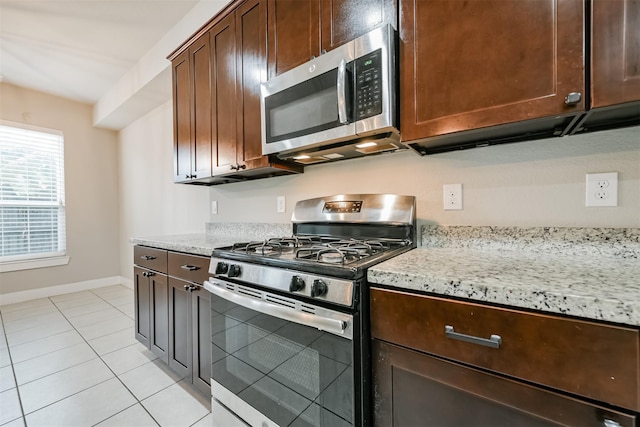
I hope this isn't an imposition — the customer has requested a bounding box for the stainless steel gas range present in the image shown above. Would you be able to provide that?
[203,194,416,427]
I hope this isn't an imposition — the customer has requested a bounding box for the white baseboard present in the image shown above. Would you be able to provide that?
[0,276,131,306]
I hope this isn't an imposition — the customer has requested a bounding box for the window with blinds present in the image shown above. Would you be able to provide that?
[0,121,66,262]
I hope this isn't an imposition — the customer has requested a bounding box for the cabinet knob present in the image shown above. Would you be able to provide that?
[237,163,246,170]
[180,265,199,271]
[603,420,622,427]
[230,165,237,171]
[564,92,581,106]
[140,255,156,260]
[143,271,155,277]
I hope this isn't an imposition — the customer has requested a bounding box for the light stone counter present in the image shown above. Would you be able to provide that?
[129,222,292,256]
[130,233,227,256]
[368,226,640,327]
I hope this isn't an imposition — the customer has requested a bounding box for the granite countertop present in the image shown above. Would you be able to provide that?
[132,224,640,327]
[368,226,640,327]
[129,222,293,256]
[130,233,227,256]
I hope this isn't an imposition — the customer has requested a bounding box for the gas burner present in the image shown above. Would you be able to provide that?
[232,241,285,255]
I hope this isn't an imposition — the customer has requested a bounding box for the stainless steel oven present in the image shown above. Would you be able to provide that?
[205,280,357,427]
[203,194,416,427]
[260,25,402,165]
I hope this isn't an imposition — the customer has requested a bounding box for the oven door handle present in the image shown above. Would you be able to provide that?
[204,280,350,337]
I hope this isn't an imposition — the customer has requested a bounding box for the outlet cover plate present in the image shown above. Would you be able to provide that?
[277,196,286,213]
[586,172,618,207]
[443,184,463,210]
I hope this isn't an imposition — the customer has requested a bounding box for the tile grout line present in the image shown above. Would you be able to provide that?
[3,286,209,426]
[52,289,163,427]
[0,287,160,426]
[0,310,27,427]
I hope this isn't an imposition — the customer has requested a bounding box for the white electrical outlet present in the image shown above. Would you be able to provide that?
[277,196,286,213]
[211,201,218,215]
[443,184,463,210]
[586,172,618,207]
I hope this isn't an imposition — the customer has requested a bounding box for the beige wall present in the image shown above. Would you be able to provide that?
[207,126,640,229]
[0,83,120,294]
[117,100,210,281]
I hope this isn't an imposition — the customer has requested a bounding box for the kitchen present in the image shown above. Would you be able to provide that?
[1,0,639,426]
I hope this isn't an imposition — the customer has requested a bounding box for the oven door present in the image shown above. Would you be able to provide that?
[204,278,357,427]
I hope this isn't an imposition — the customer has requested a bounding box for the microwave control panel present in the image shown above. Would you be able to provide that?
[355,49,383,120]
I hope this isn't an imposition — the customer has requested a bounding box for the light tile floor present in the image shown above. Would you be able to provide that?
[0,285,212,427]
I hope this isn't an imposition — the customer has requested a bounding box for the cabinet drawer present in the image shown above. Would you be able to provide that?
[370,288,640,411]
[168,252,210,284]
[134,246,168,273]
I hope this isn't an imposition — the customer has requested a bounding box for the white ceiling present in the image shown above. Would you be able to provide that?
[0,0,200,108]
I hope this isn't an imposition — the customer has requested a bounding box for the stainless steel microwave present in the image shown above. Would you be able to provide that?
[260,25,402,165]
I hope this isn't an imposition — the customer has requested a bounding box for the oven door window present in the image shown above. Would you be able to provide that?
[264,68,352,145]
[211,297,354,427]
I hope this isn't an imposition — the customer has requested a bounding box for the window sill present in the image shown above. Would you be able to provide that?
[0,256,70,273]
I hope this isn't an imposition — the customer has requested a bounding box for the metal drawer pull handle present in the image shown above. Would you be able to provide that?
[140,255,156,260]
[445,325,502,349]
[180,265,199,271]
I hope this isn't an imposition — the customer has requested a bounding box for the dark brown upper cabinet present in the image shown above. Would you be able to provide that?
[267,0,396,78]
[573,0,640,133]
[400,0,586,154]
[172,50,193,183]
[210,12,238,177]
[169,0,302,185]
[591,0,640,108]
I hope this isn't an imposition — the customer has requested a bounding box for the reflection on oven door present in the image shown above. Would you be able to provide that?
[210,294,354,427]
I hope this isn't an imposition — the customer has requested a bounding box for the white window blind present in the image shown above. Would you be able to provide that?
[0,121,66,262]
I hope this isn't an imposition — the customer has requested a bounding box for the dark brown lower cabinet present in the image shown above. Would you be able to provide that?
[134,248,211,397]
[372,339,636,427]
[168,277,211,396]
[134,266,168,363]
[168,278,192,378]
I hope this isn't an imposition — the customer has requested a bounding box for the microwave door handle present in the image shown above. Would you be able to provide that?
[204,280,349,337]
[337,59,348,124]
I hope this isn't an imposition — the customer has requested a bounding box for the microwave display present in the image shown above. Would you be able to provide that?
[355,49,382,120]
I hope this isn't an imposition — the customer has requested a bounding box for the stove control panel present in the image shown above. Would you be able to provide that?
[322,200,362,214]
[208,257,355,307]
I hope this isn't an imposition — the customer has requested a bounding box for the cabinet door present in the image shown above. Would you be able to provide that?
[236,0,269,169]
[191,285,211,396]
[168,278,192,379]
[320,0,396,52]
[591,0,640,107]
[172,50,192,182]
[190,34,213,179]
[211,13,239,175]
[400,0,585,142]
[133,267,150,347]
[149,272,169,363]
[267,0,321,78]
[373,340,636,427]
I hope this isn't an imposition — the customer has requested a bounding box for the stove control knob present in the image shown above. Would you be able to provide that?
[228,264,242,278]
[214,262,229,275]
[311,279,328,298]
[289,276,305,292]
